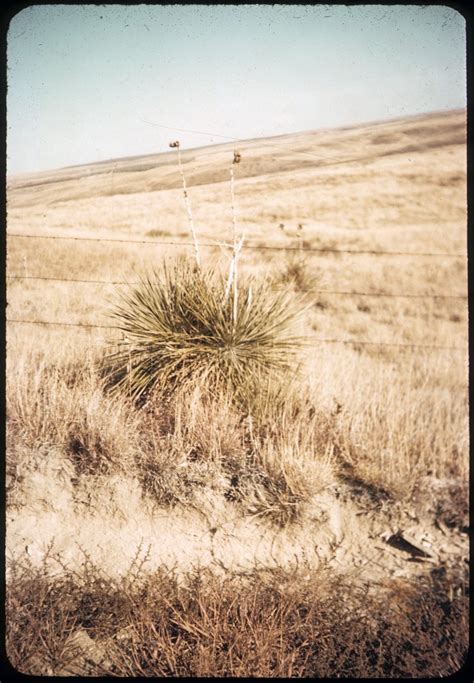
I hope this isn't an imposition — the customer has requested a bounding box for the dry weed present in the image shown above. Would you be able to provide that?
[6,559,468,678]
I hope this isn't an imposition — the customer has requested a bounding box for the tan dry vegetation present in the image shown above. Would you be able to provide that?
[6,109,468,676]
[6,560,468,678]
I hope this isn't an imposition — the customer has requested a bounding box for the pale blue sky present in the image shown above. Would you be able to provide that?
[7,4,466,176]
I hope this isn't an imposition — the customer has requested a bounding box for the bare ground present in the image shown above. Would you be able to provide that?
[7,446,468,588]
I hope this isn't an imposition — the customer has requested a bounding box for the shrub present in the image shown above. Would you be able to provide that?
[6,560,468,678]
[102,258,304,406]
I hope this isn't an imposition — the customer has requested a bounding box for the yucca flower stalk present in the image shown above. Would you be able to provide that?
[224,149,244,327]
[102,258,303,405]
[169,140,201,269]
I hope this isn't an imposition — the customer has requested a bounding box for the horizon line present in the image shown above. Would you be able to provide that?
[7,105,466,181]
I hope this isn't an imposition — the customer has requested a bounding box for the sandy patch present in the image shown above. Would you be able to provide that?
[6,448,467,589]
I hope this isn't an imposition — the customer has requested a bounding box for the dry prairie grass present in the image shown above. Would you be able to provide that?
[6,109,468,676]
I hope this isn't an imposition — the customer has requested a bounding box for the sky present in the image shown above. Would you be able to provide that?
[7,4,466,176]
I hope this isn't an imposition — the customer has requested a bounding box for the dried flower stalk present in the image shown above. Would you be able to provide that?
[170,140,201,269]
[224,150,245,325]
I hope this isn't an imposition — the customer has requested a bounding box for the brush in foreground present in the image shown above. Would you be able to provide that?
[102,258,304,404]
[7,559,468,678]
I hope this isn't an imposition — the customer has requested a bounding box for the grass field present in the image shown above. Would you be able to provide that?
[6,108,468,677]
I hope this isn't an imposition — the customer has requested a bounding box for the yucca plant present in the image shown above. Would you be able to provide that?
[102,258,304,406]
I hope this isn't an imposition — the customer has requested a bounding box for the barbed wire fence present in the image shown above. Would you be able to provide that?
[6,231,468,353]
[7,116,468,353]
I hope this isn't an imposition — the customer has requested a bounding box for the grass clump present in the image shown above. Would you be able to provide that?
[102,258,303,405]
[274,251,320,291]
[272,223,320,292]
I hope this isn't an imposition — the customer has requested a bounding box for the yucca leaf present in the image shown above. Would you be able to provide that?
[102,259,304,404]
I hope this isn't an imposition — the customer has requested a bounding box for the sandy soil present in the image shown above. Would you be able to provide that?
[6,446,467,589]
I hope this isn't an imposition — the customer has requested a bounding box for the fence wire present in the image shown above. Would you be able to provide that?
[5,274,467,300]
[7,231,467,353]
[6,318,467,353]
[7,232,466,258]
